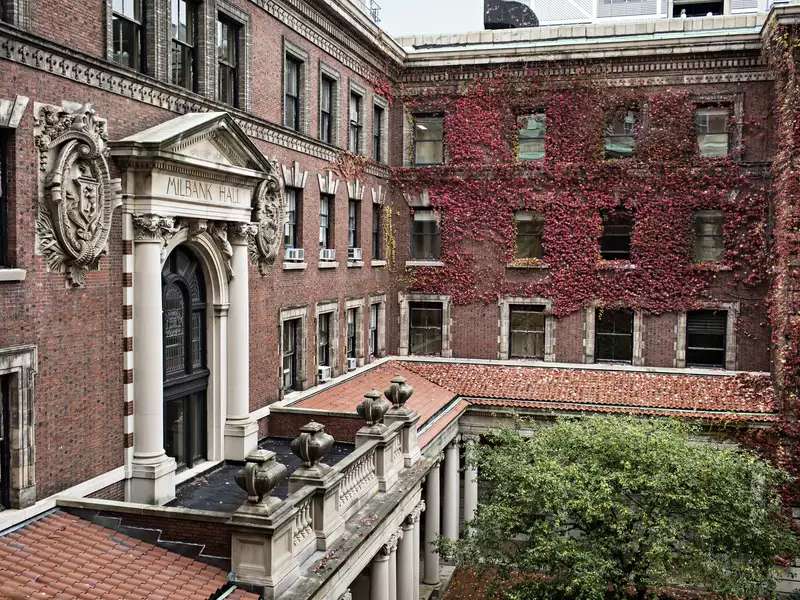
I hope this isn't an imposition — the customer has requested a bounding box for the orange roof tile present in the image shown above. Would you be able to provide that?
[400,361,778,421]
[292,363,457,427]
[0,511,258,600]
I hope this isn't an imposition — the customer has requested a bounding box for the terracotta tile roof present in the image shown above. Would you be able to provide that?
[399,362,779,422]
[292,363,457,428]
[418,400,471,448]
[0,510,258,600]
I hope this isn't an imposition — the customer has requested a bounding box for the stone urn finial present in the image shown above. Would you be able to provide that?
[291,421,334,471]
[384,376,414,411]
[357,389,392,429]
[234,449,287,513]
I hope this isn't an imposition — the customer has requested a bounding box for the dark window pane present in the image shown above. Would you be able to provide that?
[595,309,634,363]
[319,195,333,249]
[686,310,727,368]
[320,76,334,144]
[112,14,143,71]
[349,93,362,154]
[348,200,360,249]
[509,305,546,359]
[285,56,302,131]
[515,212,544,259]
[283,319,301,391]
[1,376,10,509]
[171,0,197,90]
[372,205,382,260]
[217,16,239,106]
[409,302,443,356]
[374,105,384,162]
[600,210,633,260]
[412,210,441,260]
[696,107,730,157]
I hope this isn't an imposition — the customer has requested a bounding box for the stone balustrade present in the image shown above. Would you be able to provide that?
[230,385,422,599]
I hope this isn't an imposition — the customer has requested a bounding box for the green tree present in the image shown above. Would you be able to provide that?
[444,417,798,600]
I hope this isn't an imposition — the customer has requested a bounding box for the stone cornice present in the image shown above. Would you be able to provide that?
[0,24,390,179]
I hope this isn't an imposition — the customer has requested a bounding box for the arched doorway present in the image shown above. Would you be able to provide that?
[162,246,208,471]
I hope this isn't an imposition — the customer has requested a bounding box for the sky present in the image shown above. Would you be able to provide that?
[378,0,484,36]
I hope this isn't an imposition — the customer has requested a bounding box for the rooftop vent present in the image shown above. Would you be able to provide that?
[485,0,539,30]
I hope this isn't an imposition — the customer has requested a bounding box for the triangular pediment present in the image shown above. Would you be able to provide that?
[115,112,272,174]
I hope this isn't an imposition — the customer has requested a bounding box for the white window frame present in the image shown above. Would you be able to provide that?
[399,292,453,358]
[368,294,387,360]
[345,298,365,367]
[498,298,556,362]
[315,301,339,376]
[280,307,308,397]
[584,304,644,366]
[676,302,738,371]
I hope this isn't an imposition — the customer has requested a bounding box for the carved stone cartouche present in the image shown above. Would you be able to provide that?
[35,103,122,287]
[249,168,284,276]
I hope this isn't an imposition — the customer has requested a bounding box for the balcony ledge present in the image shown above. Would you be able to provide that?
[283,262,308,271]
[319,261,340,269]
[347,261,364,268]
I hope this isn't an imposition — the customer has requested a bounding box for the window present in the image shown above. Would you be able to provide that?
[320,74,335,144]
[604,110,637,158]
[600,209,633,261]
[284,55,302,131]
[349,91,363,154]
[693,210,724,263]
[318,313,331,368]
[413,115,444,165]
[696,107,730,157]
[171,0,197,90]
[595,309,634,364]
[514,211,544,260]
[0,375,9,510]
[369,303,380,357]
[411,209,441,260]
[0,130,8,267]
[518,112,546,161]
[282,318,302,392]
[373,104,385,162]
[409,302,443,356]
[112,0,144,71]
[319,195,334,250]
[509,305,546,360]
[372,204,382,260]
[284,188,301,250]
[686,310,727,368]
[216,15,239,107]
[348,199,360,250]
[346,308,357,359]
[673,1,723,17]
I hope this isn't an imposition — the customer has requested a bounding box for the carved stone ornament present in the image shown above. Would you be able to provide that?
[385,375,414,411]
[35,103,122,287]
[357,390,392,431]
[132,214,185,262]
[234,449,288,512]
[290,421,334,471]
[249,169,284,276]
[208,222,234,280]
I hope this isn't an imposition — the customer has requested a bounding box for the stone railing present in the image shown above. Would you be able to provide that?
[229,379,422,599]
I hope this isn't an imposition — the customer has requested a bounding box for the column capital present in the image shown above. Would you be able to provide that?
[462,433,480,444]
[230,222,258,246]
[133,213,183,244]
[383,530,402,555]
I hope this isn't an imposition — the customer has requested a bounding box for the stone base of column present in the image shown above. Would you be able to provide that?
[224,418,259,461]
[128,455,177,505]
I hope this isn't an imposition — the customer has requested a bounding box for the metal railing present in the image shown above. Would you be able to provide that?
[352,0,381,23]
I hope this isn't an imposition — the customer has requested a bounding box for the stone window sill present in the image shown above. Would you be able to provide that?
[371,260,387,268]
[596,260,636,271]
[507,260,549,270]
[283,262,307,271]
[692,262,733,272]
[319,261,339,270]
[347,261,364,269]
[0,268,26,283]
[406,260,444,268]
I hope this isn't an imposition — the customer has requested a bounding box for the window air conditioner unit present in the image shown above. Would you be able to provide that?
[318,365,332,383]
[347,357,358,371]
[320,248,336,262]
[348,247,363,262]
[285,247,305,262]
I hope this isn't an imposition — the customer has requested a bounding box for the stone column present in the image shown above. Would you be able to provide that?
[423,461,441,585]
[442,439,460,542]
[225,224,258,460]
[463,435,479,528]
[397,517,415,600]
[387,532,401,600]
[371,545,392,600]
[412,502,424,600]
[129,215,177,505]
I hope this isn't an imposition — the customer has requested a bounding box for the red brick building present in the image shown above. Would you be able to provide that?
[0,2,797,591]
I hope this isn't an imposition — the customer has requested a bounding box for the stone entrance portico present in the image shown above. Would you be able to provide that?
[111,112,283,504]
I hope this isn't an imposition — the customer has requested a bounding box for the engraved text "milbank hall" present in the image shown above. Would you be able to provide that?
[165,176,242,205]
